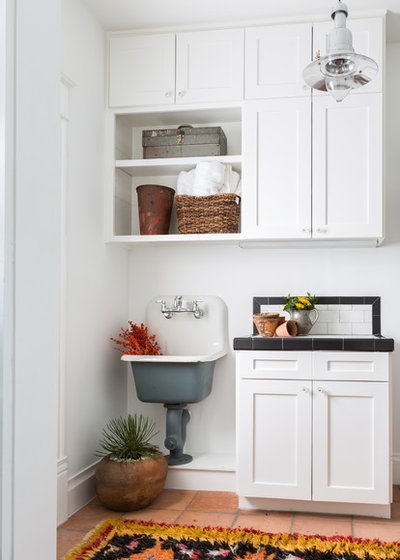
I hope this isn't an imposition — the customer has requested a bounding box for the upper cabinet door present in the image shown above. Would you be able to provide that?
[109,34,175,107]
[243,98,312,239]
[313,18,384,94]
[176,29,244,104]
[312,93,383,240]
[245,24,312,99]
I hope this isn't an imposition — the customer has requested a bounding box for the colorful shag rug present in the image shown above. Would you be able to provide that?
[64,519,400,560]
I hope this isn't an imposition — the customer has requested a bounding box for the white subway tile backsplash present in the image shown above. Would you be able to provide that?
[364,309,373,322]
[339,310,364,323]
[318,310,340,323]
[309,322,328,335]
[352,322,373,335]
[328,323,352,335]
[258,300,375,336]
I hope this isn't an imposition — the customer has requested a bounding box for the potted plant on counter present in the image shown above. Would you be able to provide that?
[283,293,319,335]
[95,414,167,511]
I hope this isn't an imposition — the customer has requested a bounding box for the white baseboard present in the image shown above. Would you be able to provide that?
[67,460,99,517]
[57,457,69,526]
[165,453,236,491]
[393,453,400,484]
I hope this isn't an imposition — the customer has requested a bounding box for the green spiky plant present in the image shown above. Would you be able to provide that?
[97,414,160,462]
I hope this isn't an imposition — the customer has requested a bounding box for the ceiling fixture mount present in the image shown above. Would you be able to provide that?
[303,1,378,102]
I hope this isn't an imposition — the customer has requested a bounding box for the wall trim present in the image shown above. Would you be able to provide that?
[57,457,68,526]
[392,453,400,484]
[165,468,236,492]
[67,460,99,517]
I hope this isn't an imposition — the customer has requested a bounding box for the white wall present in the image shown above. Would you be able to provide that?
[61,0,129,516]
[127,43,400,472]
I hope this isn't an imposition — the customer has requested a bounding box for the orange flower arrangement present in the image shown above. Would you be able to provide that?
[111,322,161,355]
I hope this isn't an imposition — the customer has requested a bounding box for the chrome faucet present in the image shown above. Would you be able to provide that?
[156,296,204,319]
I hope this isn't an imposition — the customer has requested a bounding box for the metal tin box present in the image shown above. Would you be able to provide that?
[142,125,227,159]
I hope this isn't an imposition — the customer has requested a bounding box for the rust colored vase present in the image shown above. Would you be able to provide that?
[95,452,168,511]
[136,184,175,235]
[253,313,285,337]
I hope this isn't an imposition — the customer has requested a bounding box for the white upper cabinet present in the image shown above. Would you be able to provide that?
[243,98,312,238]
[176,29,244,104]
[109,34,176,107]
[245,24,312,99]
[312,93,383,239]
[313,18,383,94]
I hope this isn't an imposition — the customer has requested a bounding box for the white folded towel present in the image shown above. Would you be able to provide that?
[176,162,241,197]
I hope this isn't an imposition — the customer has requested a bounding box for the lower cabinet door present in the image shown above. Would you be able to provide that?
[237,379,312,499]
[312,381,390,504]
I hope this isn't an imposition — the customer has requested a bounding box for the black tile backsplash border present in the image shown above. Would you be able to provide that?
[233,335,394,352]
[252,296,381,336]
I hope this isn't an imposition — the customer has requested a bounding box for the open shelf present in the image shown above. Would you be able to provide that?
[108,233,243,246]
[116,155,242,177]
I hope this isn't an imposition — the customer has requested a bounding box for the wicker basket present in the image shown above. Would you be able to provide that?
[175,193,241,234]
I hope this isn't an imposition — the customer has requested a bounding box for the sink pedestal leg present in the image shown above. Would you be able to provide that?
[164,404,192,465]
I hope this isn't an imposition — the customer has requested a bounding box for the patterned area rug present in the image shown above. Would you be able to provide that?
[64,519,400,560]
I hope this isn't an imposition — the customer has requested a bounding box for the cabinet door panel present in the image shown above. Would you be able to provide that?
[245,24,312,98]
[109,34,175,107]
[313,381,390,504]
[237,380,312,499]
[313,18,383,94]
[312,94,382,239]
[176,29,244,104]
[243,99,311,238]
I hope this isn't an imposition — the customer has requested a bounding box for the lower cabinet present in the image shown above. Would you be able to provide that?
[236,352,391,506]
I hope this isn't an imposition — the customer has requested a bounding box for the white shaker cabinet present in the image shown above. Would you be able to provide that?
[242,98,312,238]
[236,351,391,510]
[176,29,244,104]
[109,34,176,107]
[245,24,312,99]
[237,379,312,500]
[312,93,383,240]
[313,381,390,504]
[313,18,384,94]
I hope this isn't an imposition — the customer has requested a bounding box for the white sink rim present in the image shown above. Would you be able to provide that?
[121,349,227,363]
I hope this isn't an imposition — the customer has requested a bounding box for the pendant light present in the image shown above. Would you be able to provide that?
[303,1,378,102]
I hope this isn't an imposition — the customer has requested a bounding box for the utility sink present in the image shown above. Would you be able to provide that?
[122,295,228,464]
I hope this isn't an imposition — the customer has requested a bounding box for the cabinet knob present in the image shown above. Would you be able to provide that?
[165,91,172,98]
[302,227,311,233]
[316,228,327,233]
[302,387,309,393]
[317,387,325,394]
[178,90,186,97]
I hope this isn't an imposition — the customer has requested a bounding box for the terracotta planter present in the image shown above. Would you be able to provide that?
[95,452,168,511]
[136,184,175,235]
[253,313,285,337]
[275,320,298,337]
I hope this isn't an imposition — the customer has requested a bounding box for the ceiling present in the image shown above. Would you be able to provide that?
[81,0,400,39]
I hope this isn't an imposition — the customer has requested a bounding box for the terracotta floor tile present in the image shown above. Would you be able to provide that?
[186,491,238,513]
[122,508,181,523]
[393,486,400,503]
[353,522,400,542]
[149,489,197,510]
[233,513,292,533]
[60,504,120,531]
[176,511,236,528]
[57,529,88,560]
[292,516,353,537]
[291,511,352,521]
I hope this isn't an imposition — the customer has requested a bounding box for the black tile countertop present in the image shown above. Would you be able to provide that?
[233,335,394,352]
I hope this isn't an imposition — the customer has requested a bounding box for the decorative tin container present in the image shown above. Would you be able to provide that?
[142,125,227,159]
